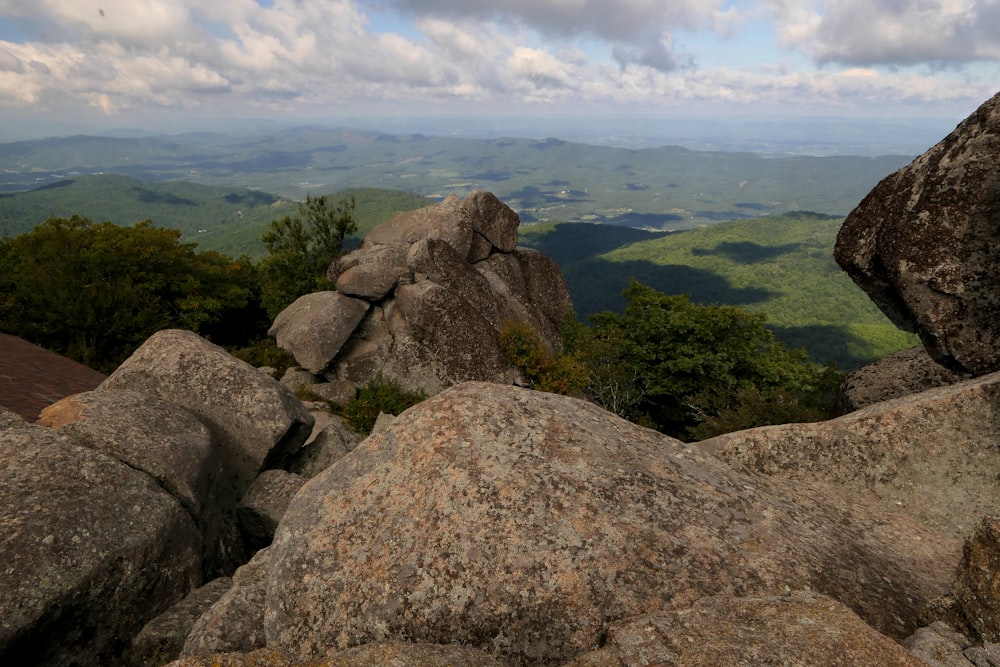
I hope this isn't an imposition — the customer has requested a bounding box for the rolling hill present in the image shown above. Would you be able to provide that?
[519,213,917,370]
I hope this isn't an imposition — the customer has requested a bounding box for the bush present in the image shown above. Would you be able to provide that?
[499,319,588,396]
[338,373,427,436]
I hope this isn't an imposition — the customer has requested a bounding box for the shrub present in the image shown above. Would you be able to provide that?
[499,319,588,396]
[338,373,427,436]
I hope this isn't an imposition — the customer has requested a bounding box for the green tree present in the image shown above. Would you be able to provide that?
[258,194,357,318]
[581,280,840,440]
[0,216,263,372]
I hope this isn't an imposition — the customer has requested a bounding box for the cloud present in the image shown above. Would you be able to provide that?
[0,0,994,122]
[770,0,1000,65]
[372,0,724,71]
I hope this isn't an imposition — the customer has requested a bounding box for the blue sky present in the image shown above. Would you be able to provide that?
[0,0,997,137]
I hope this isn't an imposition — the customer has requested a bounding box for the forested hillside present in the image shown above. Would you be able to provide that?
[519,213,917,370]
[0,175,432,257]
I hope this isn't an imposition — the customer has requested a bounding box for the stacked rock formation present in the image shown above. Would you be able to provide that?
[269,190,571,396]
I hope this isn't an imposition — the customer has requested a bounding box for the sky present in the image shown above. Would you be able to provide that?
[0,0,998,139]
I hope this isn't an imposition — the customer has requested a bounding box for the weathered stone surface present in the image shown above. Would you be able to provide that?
[954,517,1000,642]
[701,371,1000,540]
[389,281,512,393]
[840,345,973,413]
[38,389,214,518]
[0,410,201,667]
[167,643,506,667]
[363,194,473,259]
[834,91,1000,374]
[183,549,271,658]
[102,330,314,499]
[514,246,573,334]
[263,382,950,665]
[463,190,520,258]
[287,416,359,479]
[904,622,976,667]
[333,244,411,300]
[565,592,930,667]
[302,380,356,407]
[269,292,370,374]
[238,470,306,552]
[279,368,319,394]
[132,578,234,667]
[407,236,509,329]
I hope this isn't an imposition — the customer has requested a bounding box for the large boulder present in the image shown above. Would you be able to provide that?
[834,91,1000,374]
[37,389,215,521]
[0,408,201,667]
[701,370,1000,541]
[242,382,951,665]
[268,292,369,375]
[102,330,313,498]
[276,191,570,397]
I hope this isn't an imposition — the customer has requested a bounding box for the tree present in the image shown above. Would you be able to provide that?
[579,280,840,439]
[0,216,263,372]
[258,194,357,318]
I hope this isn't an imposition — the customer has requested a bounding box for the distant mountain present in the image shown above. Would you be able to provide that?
[0,128,913,229]
[0,174,432,257]
[519,213,917,370]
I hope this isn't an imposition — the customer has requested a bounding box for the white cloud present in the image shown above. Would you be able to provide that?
[0,0,994,121]
[769,0,1000,65]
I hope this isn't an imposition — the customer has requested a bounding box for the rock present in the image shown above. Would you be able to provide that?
[102,329,314,499]
[565,591,930,667]
[840,345,973,412]
[167,643,507,667]
[0,409,201,667]
[132,578,234,667]
[183,549,271,658]
[363,193,473,259]
[269,292,370,375]
[701,370,1000,540]
[904,622,975,667]
[332,244,411,300]
[37,389,215,519]
[261,382,950,664]
[167,648,296,667]
[278,368,319,394]
[286,419,359,479]
[237,470,306,552]
[834,91,1000,374]
[303,379,356,407]
[954,517,1000,642]
[463,190,520,257]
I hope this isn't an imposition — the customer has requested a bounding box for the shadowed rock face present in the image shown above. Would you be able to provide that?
[255,382,950,665]
[834,90,1000,374]
[0,408,201,667]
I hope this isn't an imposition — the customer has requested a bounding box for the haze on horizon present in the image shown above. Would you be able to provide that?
[0,0,998,150]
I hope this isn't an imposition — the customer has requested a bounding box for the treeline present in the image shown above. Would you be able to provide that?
[0,195,355,373]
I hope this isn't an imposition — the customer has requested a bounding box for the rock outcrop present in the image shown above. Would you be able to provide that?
[953,517,1000,643]
[165,382,954,666]
[0,407,201,666]
[701,370,1000,541]
[834,90,1000,375]
[272,191,571,396]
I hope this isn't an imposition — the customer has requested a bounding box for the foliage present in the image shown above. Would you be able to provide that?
[257,194,357,318]
[580,280,842,440]
[520,214,919,370]
[0,216,263,372]
[229,338,297,376]
[499,319,588,396]
[338,373,427,436]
